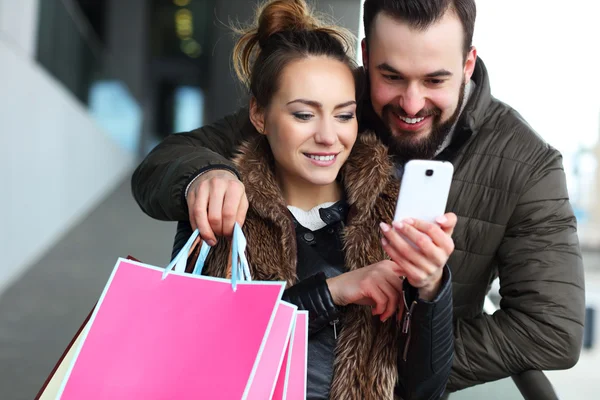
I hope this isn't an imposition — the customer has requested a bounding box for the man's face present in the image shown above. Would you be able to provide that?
[362,11,476,159]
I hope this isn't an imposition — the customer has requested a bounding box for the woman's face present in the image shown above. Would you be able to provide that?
[251,56,358,188]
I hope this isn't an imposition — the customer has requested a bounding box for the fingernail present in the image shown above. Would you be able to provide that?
[436,215,448,224]
[207,240,217,246]
[381,237,388,246]
[392,221,404,230]
[379,222,390,232]
[404,218,415,225]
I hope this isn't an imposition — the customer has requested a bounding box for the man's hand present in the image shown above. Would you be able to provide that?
[186,169,248,245]
[380,213,457,301]
[326,260,405,322]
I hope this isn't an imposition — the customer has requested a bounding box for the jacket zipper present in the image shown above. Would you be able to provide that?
[330,319,339,339]
[402,301,417,361]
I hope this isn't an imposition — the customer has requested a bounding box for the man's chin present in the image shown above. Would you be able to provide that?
[386,129,439,159]
[388,126,432,145]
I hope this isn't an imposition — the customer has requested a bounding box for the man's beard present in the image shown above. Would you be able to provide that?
[378,81,466,161]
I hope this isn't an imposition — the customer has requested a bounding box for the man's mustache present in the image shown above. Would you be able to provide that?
[383,104,441,119]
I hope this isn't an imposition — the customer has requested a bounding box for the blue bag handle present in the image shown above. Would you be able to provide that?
[164,223,251,290]
[162,229,199,279]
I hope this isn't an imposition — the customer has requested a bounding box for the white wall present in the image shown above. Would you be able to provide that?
[474,0,600,168]
[0,0,136,293]
[0,0,38,57]
[474,0,600,246]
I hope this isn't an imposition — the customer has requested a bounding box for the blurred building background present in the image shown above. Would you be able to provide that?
[0,0,599,399]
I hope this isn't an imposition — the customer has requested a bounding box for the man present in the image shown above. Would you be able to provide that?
[132,0,585,394]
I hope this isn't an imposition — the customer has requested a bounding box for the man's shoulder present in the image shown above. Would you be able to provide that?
[470,98,560,168]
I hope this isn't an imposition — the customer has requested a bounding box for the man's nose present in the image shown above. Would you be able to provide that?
[398,83,426,116]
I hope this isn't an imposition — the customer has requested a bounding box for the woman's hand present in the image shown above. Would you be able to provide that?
[326,260,405,322]
[380,213,457,301]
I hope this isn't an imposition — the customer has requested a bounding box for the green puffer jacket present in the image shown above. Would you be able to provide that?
[131,58,585,392]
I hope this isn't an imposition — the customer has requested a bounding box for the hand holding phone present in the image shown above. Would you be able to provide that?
[381,160,456,299]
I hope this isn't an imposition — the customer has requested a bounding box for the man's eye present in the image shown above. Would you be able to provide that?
[293,112,313,121]
[337,113,355,122]
[427,79,445,85]
[383,74,402,81]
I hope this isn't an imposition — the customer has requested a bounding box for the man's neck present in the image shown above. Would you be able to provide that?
[435,79,476,156]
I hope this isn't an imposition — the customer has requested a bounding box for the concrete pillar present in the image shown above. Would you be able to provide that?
[0,0,40,58]
[104,0,150,103]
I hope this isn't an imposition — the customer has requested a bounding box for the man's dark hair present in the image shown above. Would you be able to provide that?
[363,0,476,59]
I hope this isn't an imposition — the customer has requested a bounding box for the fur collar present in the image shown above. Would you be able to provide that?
[202,132,401,399]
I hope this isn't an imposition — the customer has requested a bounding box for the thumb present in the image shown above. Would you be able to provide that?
[436,212,457,235]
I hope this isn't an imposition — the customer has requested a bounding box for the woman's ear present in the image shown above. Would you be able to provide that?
[249,97,266,135]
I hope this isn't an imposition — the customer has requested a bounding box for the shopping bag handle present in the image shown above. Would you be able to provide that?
[192,223,252,288]
[162,229,200,279]
[163,223,251,290]
[229,222,252,289]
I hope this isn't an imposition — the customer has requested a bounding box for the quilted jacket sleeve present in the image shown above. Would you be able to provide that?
[448,148,585,391]
[131,107,253,221]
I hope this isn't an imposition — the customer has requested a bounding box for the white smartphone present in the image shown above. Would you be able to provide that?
[393,160,454,223]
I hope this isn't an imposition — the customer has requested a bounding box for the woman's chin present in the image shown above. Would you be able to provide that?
[302,171,340,187]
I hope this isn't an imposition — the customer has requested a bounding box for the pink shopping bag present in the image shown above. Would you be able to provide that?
[273,311,309,400]
[246,301,297,400]
[57,226,286,399]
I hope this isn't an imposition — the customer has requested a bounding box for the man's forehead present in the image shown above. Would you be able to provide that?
[370,11,464,57]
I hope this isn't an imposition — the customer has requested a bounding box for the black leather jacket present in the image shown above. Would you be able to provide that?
[173,202,453,400]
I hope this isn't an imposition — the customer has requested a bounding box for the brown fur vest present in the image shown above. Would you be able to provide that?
[202,132,401,399]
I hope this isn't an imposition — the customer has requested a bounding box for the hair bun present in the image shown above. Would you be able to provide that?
[232,0,354,88]
[256,0,317,47]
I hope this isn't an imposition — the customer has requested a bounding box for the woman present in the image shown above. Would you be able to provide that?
[184,1,455,398]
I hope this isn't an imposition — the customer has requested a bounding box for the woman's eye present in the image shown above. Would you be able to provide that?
[337,113,355,121]
[293,112,313,121]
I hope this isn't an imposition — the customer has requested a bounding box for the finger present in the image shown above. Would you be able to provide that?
[385,268,405,293]
[382,223,437,276]
[207,180,227,237]
[379,279,400,322]
[221,182,245,236]
[395,222,447,269]
[400,219,454,261]
[367,285,388,317]
[192,183,217,245]
[401,265,430,288]
[382,271,405,321]
[236,193,249,227]
[436,212,457,236]
[380,223,413,263]
[187,191,197,229]
[381,236,407,268]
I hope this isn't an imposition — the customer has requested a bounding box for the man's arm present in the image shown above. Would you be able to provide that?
[448,149,585,391]
[131,107,253,221]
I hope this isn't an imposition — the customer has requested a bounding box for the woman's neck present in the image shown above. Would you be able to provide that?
[276,170,343,211]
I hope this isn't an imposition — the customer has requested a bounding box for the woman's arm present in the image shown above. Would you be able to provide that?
[282,272,341,336]
[395,265,453,400]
